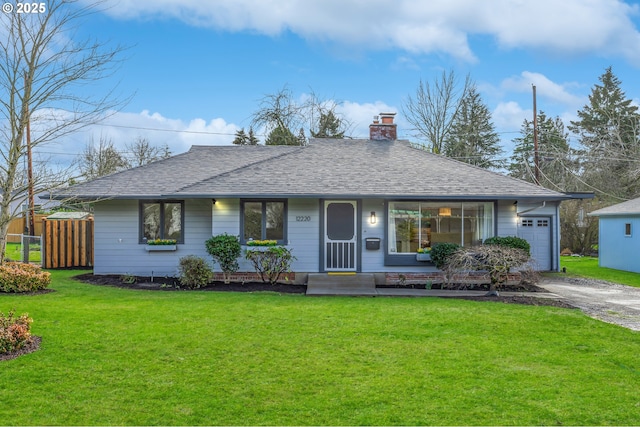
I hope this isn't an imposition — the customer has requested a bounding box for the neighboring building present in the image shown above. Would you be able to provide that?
[0,190,61,218]
[589,197,640,273]
[52,113,583,282]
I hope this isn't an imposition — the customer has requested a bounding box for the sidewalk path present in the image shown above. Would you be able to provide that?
[540,277,640,331]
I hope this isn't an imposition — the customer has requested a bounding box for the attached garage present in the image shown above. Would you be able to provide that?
[517,216,552,271]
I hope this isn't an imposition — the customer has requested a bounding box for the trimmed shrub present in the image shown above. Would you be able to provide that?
[483,236,530,255]
[0,262,51,293]
[205,234,241,284]
[0,309,33,354]
[178,255,213,289]
[429,242,461,269]
[245,246,296,285]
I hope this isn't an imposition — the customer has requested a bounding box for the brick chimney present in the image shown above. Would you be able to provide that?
[369,112,397,141]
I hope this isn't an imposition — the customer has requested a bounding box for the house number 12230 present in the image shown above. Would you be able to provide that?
[296,216,311,222]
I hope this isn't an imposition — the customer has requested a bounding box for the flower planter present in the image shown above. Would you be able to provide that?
[416,253,431,261]
[244,245,274,252]
[145,245,177,252]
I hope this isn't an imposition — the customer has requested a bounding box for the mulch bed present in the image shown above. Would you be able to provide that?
[74,273,307,294]
[0,336,42,362]
[73,273,574,308]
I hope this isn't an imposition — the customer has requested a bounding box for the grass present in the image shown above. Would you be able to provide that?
[4,242,41,263]
[1,270,640,425]
[557,256,640,288]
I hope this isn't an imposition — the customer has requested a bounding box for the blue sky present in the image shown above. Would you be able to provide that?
[46,0,640,165]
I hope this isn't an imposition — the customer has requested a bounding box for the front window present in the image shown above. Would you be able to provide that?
[241,200,287,243]
[388,202,493,254]
[140,201,184,243]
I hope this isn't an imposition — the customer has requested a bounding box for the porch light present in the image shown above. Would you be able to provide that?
[369,211,377,224]
[438,207,452,217]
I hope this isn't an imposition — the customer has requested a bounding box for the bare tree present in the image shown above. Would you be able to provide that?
[126,136,171,167]
[0,0,126,262]
[79,135,128,180]
[402,70,473,153]
[251,86,305,144]
[251,87,351,145]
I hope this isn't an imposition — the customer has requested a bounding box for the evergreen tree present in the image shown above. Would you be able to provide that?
[311,111,345,138]
[508,112,578,191]
[265,125,298,146]
[442,86,504,170]
[568,67,640,200]
[247,127,259,145]
[232,128,248,145]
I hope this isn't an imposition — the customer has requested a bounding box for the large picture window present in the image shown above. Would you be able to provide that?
[388,202,493,254]
[140,201,184,243]
[241,200,287,243]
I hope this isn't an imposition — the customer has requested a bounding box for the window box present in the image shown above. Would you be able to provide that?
[145,244,177,252]
[416,253,431,261]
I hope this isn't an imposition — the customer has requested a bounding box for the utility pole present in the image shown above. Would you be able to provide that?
[532,85,540,185]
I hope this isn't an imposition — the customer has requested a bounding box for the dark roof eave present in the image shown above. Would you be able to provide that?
[170,192,570,201]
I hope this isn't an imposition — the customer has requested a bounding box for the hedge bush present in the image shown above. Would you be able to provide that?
[0,309,33,354]
[429,242,461,269]
[0,262,51,293]
[178,255,213,289]
[483,236,530,255]
[205,234,241,284]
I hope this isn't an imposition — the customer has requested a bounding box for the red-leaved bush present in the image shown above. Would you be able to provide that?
[0,309,33,354]
[0,262,51,293]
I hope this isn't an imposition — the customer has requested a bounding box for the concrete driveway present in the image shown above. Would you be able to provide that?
[540,277,640,331]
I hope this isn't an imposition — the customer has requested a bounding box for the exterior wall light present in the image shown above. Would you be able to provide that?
[370,211,377,224]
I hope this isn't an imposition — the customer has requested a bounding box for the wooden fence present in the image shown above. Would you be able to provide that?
[42,218,94,269]
[6,214,47,242]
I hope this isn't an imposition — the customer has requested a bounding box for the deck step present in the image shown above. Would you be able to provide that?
[306,273,376,295]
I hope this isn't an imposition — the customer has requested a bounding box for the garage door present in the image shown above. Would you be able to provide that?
[517,217,551,271]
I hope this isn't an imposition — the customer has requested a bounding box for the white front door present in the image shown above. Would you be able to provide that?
[324,201,357,271]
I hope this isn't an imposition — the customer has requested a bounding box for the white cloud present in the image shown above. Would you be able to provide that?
[493,101,529,134]
[337,100,399,139]
[94,0,640,64]
[36,110,240,169]
[501,72,586,108]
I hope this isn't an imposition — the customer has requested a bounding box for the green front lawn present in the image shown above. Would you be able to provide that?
[558,256,640,288]
[1,270,640,425]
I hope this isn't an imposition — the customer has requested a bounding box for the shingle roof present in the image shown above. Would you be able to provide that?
[589,197,640,216]
[55,139,568,200]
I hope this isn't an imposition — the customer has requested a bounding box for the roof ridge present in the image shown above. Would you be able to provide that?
[172,145,304,194]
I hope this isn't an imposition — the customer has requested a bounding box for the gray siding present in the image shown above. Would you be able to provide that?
[94,196,559,276]
[211,198,320,273]
[286,198,320,272]
[497,200,518,237]
[94,199,211,276]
